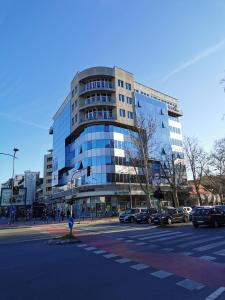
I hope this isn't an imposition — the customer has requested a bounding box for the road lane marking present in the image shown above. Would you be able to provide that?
[179,251,194,256]
[178,236,222,248]
[125,240,134,243]
[176,279,205,290]
[130,264,149,271]
[94,250,107,254]
[166,234,206,244]
[135,242,147,245]
[77,244,88,247]
[115,258,131,264]
[130,230,171,238]
[199,256,216,261]
[116,238,125,240]
[140,231,181,241]
[162,248,174,251]
[150,270,173,279]
[103,253,118,258]
[214,249,225,256]
[194,240,225,252]
[149,233,192,243]
[205,287,225,300]
[84,247,97,251]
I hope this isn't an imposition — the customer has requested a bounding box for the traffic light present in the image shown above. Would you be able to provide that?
[87,166,91,176]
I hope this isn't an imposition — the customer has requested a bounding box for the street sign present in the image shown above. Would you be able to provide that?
[67,216,74,230]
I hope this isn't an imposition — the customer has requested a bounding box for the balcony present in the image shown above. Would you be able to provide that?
[168,106,183,117]
[79,81,115,96]
[79,114,116,126]
[79,98,116,109]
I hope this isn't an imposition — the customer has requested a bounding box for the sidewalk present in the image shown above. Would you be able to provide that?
[0,216,118,230]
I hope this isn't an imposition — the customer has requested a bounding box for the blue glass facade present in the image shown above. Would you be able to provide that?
[52,100,71,186]
[134,93,172,159]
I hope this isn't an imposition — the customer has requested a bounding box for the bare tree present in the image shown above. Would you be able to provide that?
[204,138,225,202]
[160,151,186,207]
[183,137,208,205]
[125,113,157,208]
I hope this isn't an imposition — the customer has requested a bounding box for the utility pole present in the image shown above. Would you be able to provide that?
[0,148,19,224]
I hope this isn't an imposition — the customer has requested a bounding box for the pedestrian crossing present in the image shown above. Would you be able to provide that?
[116,228,225,262]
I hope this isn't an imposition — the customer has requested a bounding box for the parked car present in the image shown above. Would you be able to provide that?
[134,208,158,224]
[192,206,225,228]
[119,208,144,223]
[152,207,189,225]
[189,206,211,221]
[215,205,225,212]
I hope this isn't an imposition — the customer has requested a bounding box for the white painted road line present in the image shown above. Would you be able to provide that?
[84,247,97,251]
[150,270,173,279]
[94,250,107,254]
[115,258,131,264]
[130,263,149,271]
[125,240,134,243]
[130,230,171,239]
[179,251,194,256]
[140,231,181,241]
[149,233,192,243]
[205,287,225,300]
[199,255,216,261]
[194,240,225,252]
[116,237,125,241]
[167,234,207,244]
[214,249,225,256]
[135,242,147,246]
[176,279,205,290]
[77,244,88,247]
[103,253,118,259]
[178,236,222,248]
[162,248,174,252]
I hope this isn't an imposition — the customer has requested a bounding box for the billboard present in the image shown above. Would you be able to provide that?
[0,187,27,206]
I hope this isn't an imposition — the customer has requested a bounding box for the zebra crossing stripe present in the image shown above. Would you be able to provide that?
[205,287,225,300]
[178,236,222,248]
[149,233,192,243]
[138,231,176,240]
[166,234,206,244]
[194,240,225,252]
[130,230,170,238]
[140,231,181,241]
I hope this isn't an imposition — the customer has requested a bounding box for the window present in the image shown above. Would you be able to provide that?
[72,103,74,111]
[119,109,125,117]
[75,99,77,107]
[72,89,74,97]
[75,114,77,123]
[47,157,52,162]
[126,97,132,104]
[126,82,131,90]
[47,172,52,176]
[127,111,133,119]
[72,117,74,126]
[118,79,124,87]
[47,164,52,169]
[119,94,125,102]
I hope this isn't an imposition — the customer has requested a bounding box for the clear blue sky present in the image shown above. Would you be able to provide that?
[0,0,225,184]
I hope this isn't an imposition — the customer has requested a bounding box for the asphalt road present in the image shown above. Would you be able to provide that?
[0,221,225,300]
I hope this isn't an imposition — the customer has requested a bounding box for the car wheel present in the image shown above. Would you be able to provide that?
[214,220,220,228]
[167,218,172,225]
[193,222,198,228]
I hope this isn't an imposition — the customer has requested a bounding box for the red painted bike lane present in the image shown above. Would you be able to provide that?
[76,231,225,288]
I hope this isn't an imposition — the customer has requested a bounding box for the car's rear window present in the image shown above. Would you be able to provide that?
[194,209,210,216]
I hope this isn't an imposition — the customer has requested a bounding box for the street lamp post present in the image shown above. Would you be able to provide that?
[0,148,19,224]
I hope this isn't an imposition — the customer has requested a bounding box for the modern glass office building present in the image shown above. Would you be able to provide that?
[50,66,184,216]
